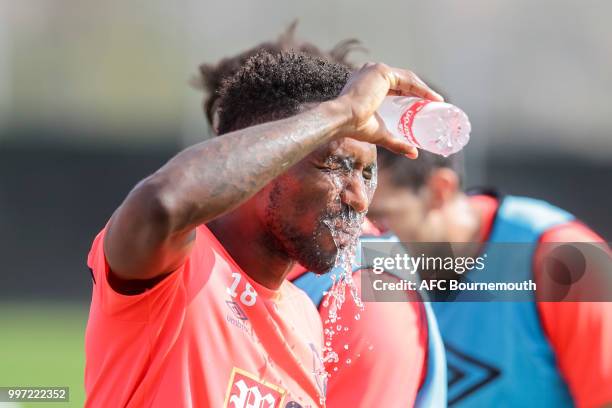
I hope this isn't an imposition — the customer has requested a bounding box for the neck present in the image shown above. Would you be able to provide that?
[414,193,485,284]
[207,207,295,290]
[445,193,484,258]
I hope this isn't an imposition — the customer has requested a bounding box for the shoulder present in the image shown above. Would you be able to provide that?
[539,220,605,244]
[534,219,607,280]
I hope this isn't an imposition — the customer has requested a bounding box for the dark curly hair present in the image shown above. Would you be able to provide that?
[196,21,364,128]
[215,51,351,135]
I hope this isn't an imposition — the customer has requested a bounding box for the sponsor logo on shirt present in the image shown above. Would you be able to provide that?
[223,367,286,408]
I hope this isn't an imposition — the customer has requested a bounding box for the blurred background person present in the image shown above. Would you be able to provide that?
[368,147,612,408]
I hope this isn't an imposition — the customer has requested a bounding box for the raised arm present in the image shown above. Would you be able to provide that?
[104,63,443,282]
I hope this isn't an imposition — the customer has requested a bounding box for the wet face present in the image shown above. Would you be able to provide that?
[257,138,377,274]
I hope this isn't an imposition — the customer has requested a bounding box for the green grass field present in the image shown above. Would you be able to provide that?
[0,302,88,407]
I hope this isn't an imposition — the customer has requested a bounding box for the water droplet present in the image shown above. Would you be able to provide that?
[354,313,360,320]
[346,358,352,365]
[368,345,374,351]
[343,344,349,350]
[319,196,367,365]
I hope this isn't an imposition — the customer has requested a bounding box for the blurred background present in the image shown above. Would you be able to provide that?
[0,0,610,406]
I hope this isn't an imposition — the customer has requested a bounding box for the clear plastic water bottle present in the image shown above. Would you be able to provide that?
[377,96,471,157]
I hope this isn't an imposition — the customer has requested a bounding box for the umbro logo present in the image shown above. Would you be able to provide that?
[446,342,500,406]
[226,300,248,321]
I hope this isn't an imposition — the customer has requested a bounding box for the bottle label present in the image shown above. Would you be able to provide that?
[398,99,431,147]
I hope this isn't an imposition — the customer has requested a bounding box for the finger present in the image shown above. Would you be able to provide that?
[387,68,444,102]
[369,113,419,158]
[377,133,419,158]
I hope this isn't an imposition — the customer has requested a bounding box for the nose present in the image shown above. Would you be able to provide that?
[340,176,369,214]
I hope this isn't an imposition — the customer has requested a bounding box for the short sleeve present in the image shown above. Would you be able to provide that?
[536,221,612,408]
[86,227,189,321]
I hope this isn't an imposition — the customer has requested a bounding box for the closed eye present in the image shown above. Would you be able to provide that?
[317,156,352,173]
[363,165,376,181]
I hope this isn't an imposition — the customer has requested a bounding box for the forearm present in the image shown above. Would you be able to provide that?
[130,99,350,232]
[104,99,351,280]
[104,61,436,281]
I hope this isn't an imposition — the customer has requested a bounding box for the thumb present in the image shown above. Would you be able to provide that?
[371,114,419,158]
[378,135,419,158]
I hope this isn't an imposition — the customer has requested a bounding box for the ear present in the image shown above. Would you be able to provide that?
[426,168,459,209]
[211,99,221,135]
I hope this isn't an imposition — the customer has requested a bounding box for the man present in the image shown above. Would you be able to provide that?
[199,31,446,407]
[367,148,612,407]
[84,49,442,407]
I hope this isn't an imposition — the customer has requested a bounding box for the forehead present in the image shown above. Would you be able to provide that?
[313,137,377,166]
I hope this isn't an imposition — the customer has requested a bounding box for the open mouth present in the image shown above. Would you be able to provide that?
[325,219,361,249]
[334,229,358,248]
[322,205,365,249]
